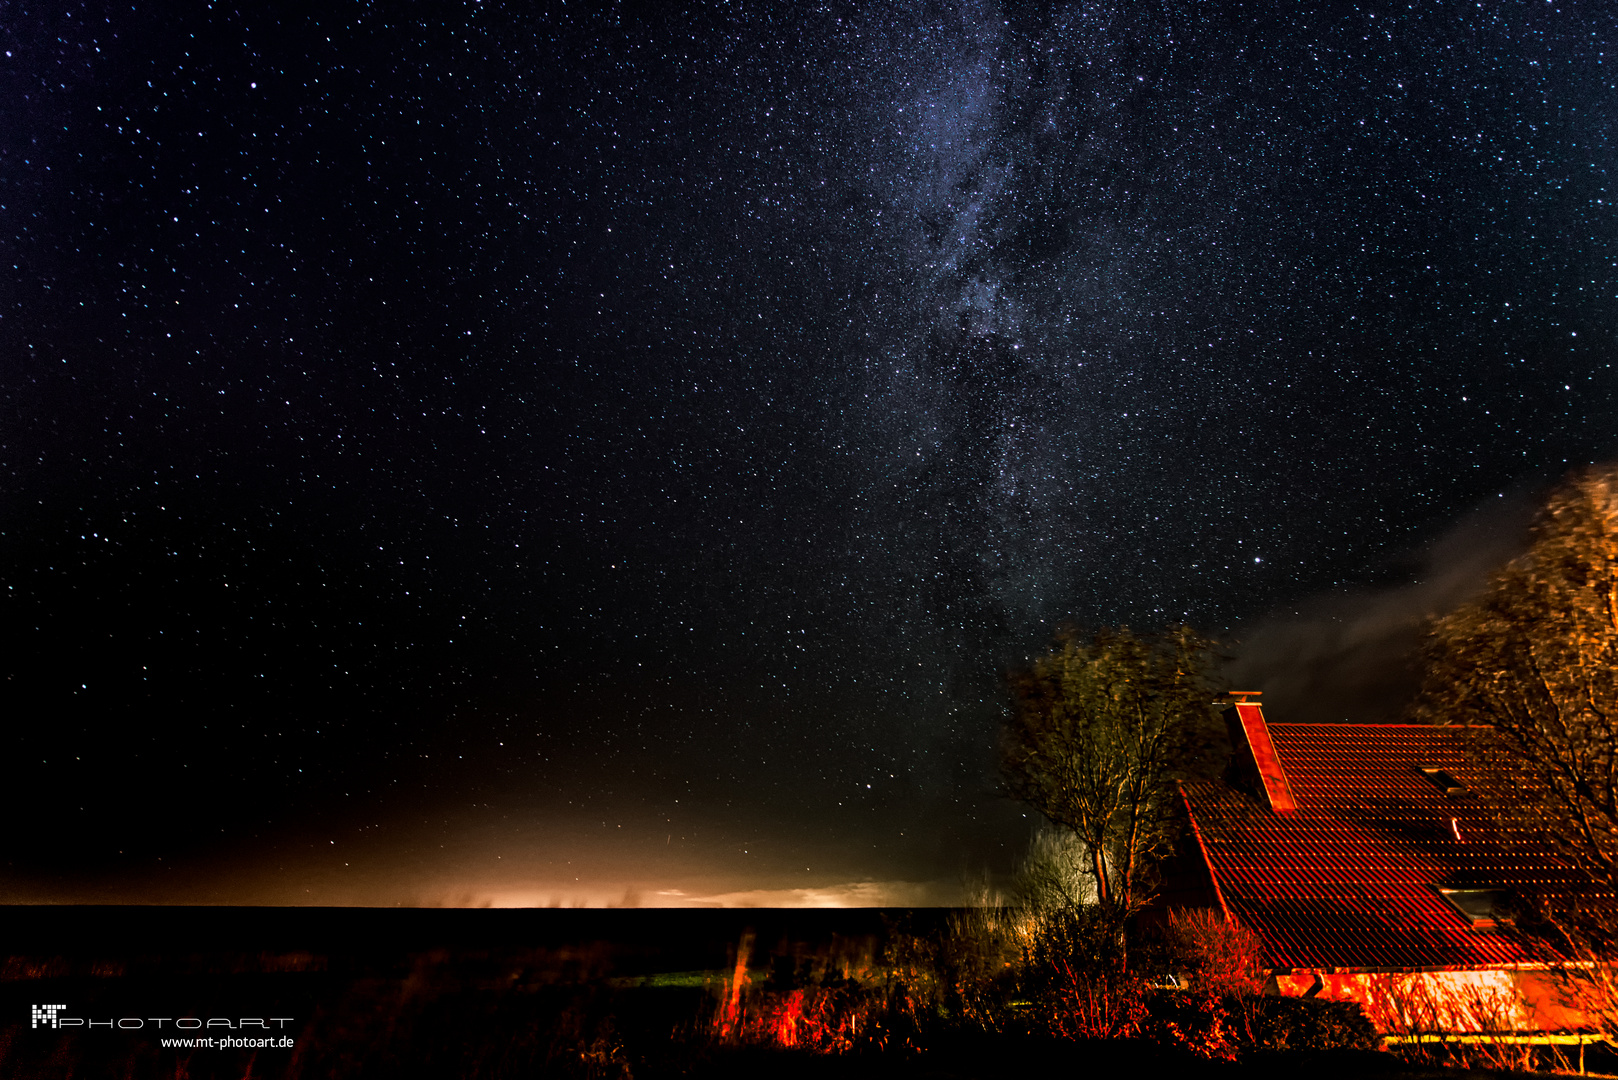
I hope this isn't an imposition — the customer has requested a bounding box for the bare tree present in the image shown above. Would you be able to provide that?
[1409,466,1618,1046]
[1012,825,1096,917]
[1003,626,1218,918]
[1414,467,1618,895]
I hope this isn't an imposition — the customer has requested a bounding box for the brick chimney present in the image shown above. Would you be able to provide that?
[1222,692,1297,815]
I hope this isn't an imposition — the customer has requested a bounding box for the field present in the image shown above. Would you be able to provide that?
[0,906,1598,1078]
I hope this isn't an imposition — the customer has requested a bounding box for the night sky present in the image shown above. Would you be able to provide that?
[5,1,1617,907]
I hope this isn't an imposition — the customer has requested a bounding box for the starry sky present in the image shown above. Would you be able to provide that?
[4,0,1617,907]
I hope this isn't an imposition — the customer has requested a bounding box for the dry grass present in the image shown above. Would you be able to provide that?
[0,908,1403,1079]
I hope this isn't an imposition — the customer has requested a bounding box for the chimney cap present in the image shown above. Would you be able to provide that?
[1223,690,1263,704]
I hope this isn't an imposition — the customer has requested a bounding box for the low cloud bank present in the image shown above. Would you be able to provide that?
[678,878,965,908]
[430,879,966,909]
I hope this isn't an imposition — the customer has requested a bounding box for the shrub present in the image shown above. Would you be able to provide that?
[1022,905,1143,1040]
[1153,908,1263,997]
[932,901,1026,1034]
[1140,990,1241,1060]
[1240,995,1381,1053]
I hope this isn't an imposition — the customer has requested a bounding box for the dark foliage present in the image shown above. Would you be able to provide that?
[1003,626,1222,916]
[1413,466,1618,894]
[0,908,1395,1079]
[1240,995,1382,1054]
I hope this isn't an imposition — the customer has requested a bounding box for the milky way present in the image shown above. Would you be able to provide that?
[5,1,1617,904]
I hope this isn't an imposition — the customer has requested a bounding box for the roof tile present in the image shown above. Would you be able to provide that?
[1179,724,1584,971]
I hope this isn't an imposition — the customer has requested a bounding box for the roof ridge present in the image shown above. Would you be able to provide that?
[1265,723,1494,729]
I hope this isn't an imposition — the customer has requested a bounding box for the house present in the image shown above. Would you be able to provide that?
[1172,692,1599,1037]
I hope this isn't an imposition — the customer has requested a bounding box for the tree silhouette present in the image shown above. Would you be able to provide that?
[1415,466,1618,893]
[1003,626,1218,917]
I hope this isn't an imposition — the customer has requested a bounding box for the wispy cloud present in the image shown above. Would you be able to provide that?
[1224,489,1539,724]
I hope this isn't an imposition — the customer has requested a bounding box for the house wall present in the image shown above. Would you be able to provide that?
[1271,968,1592,1035]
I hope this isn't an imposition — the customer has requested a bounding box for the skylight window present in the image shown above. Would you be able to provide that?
[1419,767,1473,798]
[1436,887,1509,930]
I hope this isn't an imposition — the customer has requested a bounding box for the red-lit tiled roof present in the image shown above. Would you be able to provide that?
[1179,723,1590,972]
